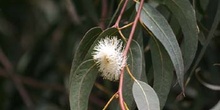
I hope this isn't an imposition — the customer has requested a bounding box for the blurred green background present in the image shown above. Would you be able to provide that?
[0,0,101,109]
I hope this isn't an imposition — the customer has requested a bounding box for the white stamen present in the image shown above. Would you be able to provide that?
[92,36,126,81]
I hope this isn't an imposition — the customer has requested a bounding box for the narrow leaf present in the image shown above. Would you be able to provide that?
[136,3,184,90]
[132,80,160,110]
[190,0,220,78]
[134,26,148,82]
[69,27,102,86]
[196,72,220,91]
[211,100,220,110]
[70,27,118,110]
[150,38,174,108]
[122,40,144,109]
[164,0,198,72]
[73,27,102,62]
[69,59,98,110]
[69,28,122,110]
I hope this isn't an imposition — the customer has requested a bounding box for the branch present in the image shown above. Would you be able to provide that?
[0,69,66,93]
[65,0,81,25]
[117,0,145,109]
[99,0,108,29]
[0,48,34,110]
[113,0,129,28]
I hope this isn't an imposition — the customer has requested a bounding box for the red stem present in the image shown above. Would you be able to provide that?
[113,0,129,28]
[117,0,145,110]
[118,68,125,110]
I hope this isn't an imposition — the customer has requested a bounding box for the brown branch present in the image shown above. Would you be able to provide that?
[0,69,66,93]
[65,0,81,25]
[0,48,34,110]
[99,0,108,29]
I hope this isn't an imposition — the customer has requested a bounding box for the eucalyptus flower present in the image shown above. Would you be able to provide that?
[92,36,126,81]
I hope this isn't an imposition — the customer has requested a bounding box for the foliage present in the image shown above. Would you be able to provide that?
[0,0,220,110]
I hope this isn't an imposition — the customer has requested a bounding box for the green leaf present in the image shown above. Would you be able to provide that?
[134,26,148,82]
[163,0,198,72]
[149,38,174,108]
[169,14,181,37]
[69,27,122,110]
[73,27,102,62]
[69,27,120,110]
[196,72,220,91]
[132,80,160,110]
[198,31,206,46]
[114,39,144,110]
[122,40,144,108]
[112,24,145,109]
[136,3,184,90]
[70,27,102,68]
[211,100,220,110]
[69,59,98,110]
[189,0,220,81]
[69,27,102,85]
[121,22,147,81]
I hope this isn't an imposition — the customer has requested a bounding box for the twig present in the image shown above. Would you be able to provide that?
[65,0,81,25]
[185,2,220,87]
[118,22,133,30]
[0,48,34,110]
[118,69,126,110]
[113,0,129,28]
[125,65,136,81]
[0,69,66,93]
[103,93,118,110]
[108,0,124,27]
[116,0,145,109]
[99,0,108,29]
[94,82,113,96]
